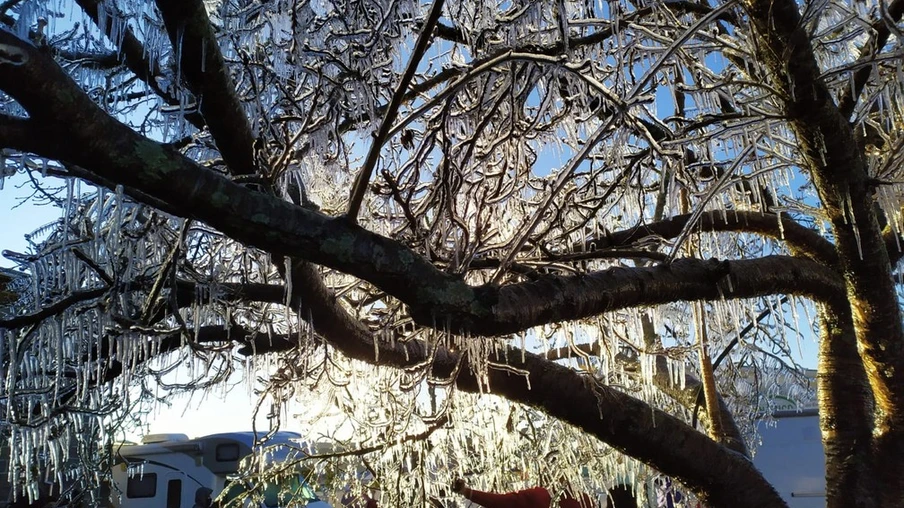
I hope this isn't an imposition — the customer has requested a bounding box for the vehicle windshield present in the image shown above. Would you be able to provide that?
[222,475,320,507]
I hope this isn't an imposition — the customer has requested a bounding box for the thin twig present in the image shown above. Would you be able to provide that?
[346,0,445,221]
[71,248,114,286]
[140,220,191,324]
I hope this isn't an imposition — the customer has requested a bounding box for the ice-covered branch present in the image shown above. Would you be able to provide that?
[0,286,108,329]
[836,0,904,118]
[431,1,738,51]
[580,211,837,266]
[545,341,749,456]
[73,0,205,130]
[155,0,257,176]
[6,0,903,504]
[346,0,445,221]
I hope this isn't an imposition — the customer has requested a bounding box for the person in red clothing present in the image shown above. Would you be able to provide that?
[452,478,595,508]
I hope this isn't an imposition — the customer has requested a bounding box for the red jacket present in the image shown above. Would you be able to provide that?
[464,487,594,508]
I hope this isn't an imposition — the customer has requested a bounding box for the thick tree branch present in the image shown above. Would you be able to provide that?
[213,257,846,337]
[155,0,257,176]
[453,348,781,507]
[0,115,58,153]
[475,255,844,335]
[103,317,784,507]
[220,261,787,508]
[580,210,837,266]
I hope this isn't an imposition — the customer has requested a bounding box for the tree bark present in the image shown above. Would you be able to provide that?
[817,304,875,508]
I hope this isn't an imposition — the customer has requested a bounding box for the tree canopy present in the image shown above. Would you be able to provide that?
[0,0,903,506]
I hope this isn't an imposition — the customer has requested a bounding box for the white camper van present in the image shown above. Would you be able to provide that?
[109,431,331,508]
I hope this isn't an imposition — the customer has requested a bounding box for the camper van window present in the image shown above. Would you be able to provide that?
[126,473,157,498]
[166,479,182,508]
[216,443,240,461]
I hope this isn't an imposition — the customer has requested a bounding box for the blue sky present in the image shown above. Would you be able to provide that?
[0,172,64,269]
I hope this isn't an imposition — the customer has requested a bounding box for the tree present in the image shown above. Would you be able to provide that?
[0,0,902,506]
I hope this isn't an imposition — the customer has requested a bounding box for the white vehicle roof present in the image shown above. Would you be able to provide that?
[115,431,306,468]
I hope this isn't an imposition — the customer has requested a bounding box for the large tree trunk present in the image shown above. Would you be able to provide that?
[743,0,904,502]
[818,305,875,507]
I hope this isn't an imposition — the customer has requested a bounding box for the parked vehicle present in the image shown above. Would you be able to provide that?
[752,409,825,507]
[745,368,824,507]
[109,431,330,508]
